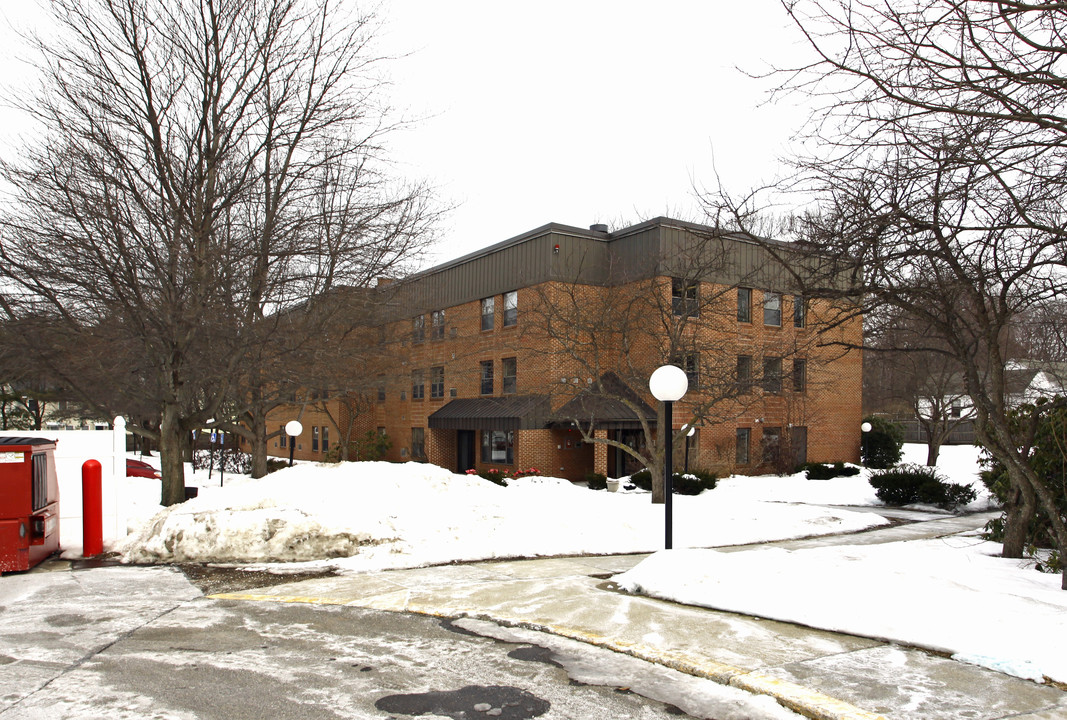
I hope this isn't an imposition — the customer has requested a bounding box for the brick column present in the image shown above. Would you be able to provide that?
[594,429,609,476]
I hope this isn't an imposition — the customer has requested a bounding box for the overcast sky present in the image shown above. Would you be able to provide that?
[0,1,812,267]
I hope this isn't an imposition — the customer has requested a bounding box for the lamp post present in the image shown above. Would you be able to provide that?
[860,421,872,466]
[285,420,303,467]
[649,364,689,550]
[684,424,696,474]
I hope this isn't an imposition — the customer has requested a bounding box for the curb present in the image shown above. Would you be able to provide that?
[209,591,886,720]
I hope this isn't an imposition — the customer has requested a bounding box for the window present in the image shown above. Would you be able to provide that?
[377,426,386,437]
[377,381,386,403]
[413,314,425,343]
[736,428,751,465]
[763,291,782,326]
[762,426,782,466]
[737,355,753,394]
[430,366,445,399]
[679,353,699,388]
[671,277,699,317]
[431,309,445,340]
[763,357,782,394]
[279,425,287,449]
[480,360,494,395]
[503,291,518,327]
[322,426,329,453]
[737,287,752,323]
[951,402,962,419]
[411,427,425,459]
[481,297,495,331]
[481,429,514,464]
[412,369,425,400]
[502,357,517,394]
[793,358,807,393]
[312,426,320,452]
[794,295,806,328]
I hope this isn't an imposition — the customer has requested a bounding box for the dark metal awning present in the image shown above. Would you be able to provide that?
[428,395,552,431]
[548,372,657,430]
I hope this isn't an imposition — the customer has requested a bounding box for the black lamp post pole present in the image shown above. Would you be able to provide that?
[289,440,296,468]
[664,400,673,550]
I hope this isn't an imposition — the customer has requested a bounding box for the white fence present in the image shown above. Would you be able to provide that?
[1,417,127,551]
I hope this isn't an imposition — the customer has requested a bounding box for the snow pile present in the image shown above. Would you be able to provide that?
[615,536,1066,684]
[119,460,889,570]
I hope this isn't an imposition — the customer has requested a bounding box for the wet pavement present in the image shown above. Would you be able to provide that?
[211,511,1067,720]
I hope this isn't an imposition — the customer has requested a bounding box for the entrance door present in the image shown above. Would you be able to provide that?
[613,429,646,477]
[790,426,808,467]
[457,430,476,473]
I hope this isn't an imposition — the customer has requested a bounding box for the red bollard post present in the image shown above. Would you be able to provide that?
[82,459,103,558]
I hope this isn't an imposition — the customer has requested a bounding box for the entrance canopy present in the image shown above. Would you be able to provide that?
[428,395,551,431]
[549,372,656,430]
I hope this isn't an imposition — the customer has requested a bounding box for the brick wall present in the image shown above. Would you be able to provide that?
[268,267,864,480]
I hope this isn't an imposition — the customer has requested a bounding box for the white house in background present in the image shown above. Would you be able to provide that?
[1005,360,1067,406]
[918,360,1067,419]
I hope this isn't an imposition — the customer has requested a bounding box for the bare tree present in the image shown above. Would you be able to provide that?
[704,0,1067,585]
[0,0,437,503]
[863,309,976,466]
[522,230,836,502]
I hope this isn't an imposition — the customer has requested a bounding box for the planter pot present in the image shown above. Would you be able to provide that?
[606,479,621,492]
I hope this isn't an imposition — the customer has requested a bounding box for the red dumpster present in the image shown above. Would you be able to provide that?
[0,437,60,573]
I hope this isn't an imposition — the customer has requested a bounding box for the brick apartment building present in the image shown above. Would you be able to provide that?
[268,217,863,480]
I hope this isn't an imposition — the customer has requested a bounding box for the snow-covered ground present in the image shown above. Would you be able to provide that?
[111,443,1067,686]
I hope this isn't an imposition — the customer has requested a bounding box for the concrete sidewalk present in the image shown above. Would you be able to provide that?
[212,512,1067,720]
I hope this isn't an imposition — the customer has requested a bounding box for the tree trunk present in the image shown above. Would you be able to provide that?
[248,405,269,479]
[1001,467,1036,559]
[650,460,664,504]
[925,439,941,467]
[159,403,187,506]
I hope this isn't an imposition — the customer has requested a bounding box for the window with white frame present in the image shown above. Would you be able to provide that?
[481,429,514,464]
[430,366,445,399]
[793,295,806,328]
[763,291,782,326]
[502,357,517,394]
[671,277,699,317]
[503,291,518,327]
[431,309,445,340]
[737,287,752,323]
[481,297,495,331]
[763,357,783,394]
[792,358,807,393]
[737,355,753,394]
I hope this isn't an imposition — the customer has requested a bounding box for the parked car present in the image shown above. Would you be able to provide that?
[126,458,161,479]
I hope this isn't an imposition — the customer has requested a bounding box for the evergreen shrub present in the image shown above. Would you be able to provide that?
[584,472,608,490]
[801,462,862,480]
[869,463,977,510]
[627,468,717,495]
[862,415,905,468]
